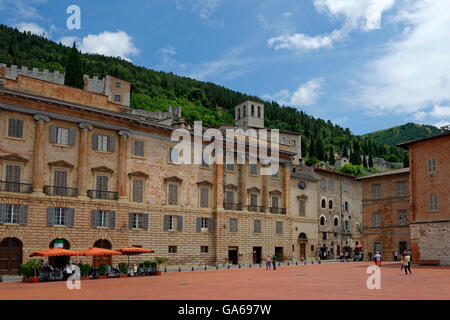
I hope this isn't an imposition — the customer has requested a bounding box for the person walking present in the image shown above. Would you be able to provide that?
[393,251,398,261]
[405,252,412,274]
[375,251,381,267]
[265,256,271,270]
[272,254,277,270]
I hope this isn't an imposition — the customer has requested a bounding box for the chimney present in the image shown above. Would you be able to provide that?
[84,76,88,91]
[0,65,5,78]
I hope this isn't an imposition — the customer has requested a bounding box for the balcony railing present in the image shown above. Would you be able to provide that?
[270,207,287,214]
[87,190,119,201]
[44,186,78,197]
[247,205,265,213]
[0,181,33,194]
[223,202,243,211]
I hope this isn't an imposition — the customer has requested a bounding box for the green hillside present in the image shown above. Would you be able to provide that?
[0,24,428,172]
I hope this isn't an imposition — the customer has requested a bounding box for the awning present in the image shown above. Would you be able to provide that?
[77,247,122,256]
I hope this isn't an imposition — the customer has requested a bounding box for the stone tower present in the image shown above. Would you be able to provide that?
[234,100,264,129]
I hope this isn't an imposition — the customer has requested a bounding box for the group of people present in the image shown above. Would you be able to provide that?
[339,251,350,262]
[265,255,278,270]
[369,250,412,275]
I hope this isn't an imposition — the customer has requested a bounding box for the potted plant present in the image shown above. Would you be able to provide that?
[149,261,158,275]
[154,257,168,276]
[143,260,153,275]
[80,264,91,280]
[98,265,107,279]
[21,259,43,283]
[118,262,128,278]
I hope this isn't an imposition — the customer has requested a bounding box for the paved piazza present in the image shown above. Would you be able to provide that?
[0,262,449,300]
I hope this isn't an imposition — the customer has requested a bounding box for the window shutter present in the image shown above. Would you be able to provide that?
[92,133,98,150]
[68,128,76,146]
[107,136,116,152]
[133,180,143,203]
[16,119,23,138]
[208,218,214,232]
[47,207,56,226]
[163,215,170,231]
[0,204,5,224]
[200,188,209,208]
[91,210,98,227]
[67,208,75,227]
[196,217,202,232]
[19,205,28,225]
[49,125,58,143]
[177,216,183,231]
[142,214,148,230]
[109,211,116,228]
[129,213,133,229]
[8,118,16,137]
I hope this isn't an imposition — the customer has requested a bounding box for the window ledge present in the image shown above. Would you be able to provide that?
[51,143,73,148]
[5,136,25,141]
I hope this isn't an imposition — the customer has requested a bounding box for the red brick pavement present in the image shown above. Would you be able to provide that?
[0,262,449,300]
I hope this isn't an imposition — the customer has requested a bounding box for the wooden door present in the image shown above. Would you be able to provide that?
[299,243,306,259]
[0,238,23,275]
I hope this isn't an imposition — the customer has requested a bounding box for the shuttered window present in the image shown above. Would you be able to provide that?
[396,182,407,197]
[132,179,144,203]
[5,204,19,224]
[96,175,108,191]
[250,164,258,175]
[230,218,238,232]
[133,140,145,157]
[55,208,66,226]
[92,134,115,152]
[0,204,27,225]
[272,196,279,208]
[429,194,438,212]
[397,210,407,226]
[372,212,381,227]
[5,164,21,192]
[276,221,283,234]
[299,199,306,217]
[200,187,209,208]
[168,184,178,205]
[225,191,234,204]
[250,194,258,206]
[372,184,381,199]
[254,220,261,233]
[8,118,23,138]
[427,158,437,173]
[130,213,148,230]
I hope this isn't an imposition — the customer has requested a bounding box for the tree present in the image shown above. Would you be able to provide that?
[350,141,362,165]
[362,153,368,168]
[329,146,336,165]
[403,154,409,168]
[309,139,317,159]
[316,138,325,161]
[64,41,84,90]
[369,153,374,168]
[301,136,307,158]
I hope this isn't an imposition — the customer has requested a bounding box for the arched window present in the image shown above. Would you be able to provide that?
[329,200,333,209]
[251,105,255,116]
[321,199,326,208]
[334,217,339,226]
[320,216,325,225]
[49,238,70,268]
[299,233,307,240]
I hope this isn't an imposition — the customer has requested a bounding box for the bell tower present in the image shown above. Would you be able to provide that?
[234,100,264,129]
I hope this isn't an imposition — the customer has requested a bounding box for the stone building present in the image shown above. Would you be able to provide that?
[313,167,363,259]
[357,168,410,261]
[0,65,300,274]
[399,131,450,265]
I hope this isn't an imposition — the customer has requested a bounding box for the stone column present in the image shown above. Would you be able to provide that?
[32,115,50,194]
[282,164,291,214]
[239,163,247,209]
[215,163,224,209]
[77,123,93,197]
[118,130,129,201]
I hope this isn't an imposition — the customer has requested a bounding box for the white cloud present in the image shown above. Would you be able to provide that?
[264,78,324,107]
[433,120,450,129]
[176,0,222,24]
[15,22,47,36]
[355,1,450,118]
[77,30,139,62]
[58,36,79,47]
[332,116,349,125]
[268,0,395,51]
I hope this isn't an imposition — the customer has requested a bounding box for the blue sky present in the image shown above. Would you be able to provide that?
[1,0,449,135]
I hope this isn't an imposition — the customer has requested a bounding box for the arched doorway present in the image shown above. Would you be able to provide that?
[0,237,23,275]
[93,239,112,267]
[298,233,307,260]
[49,239,71,269]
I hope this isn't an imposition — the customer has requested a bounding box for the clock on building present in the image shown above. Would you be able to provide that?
[298,181,306,189]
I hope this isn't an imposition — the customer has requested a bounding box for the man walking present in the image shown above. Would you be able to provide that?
[393,251,398,261]
[272,254,277,270]
[375,251,381,267]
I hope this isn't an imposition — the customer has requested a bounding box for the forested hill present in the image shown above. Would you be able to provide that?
[0,24,431,166]
[363,123,441,148]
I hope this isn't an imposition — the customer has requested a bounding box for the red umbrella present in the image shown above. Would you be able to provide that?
[77,247,122,256]
[117,247,154,265]
[30,248,81,257]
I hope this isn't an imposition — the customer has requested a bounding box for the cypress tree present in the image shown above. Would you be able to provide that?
[64,41,84,89]
[309,139,317,159]
[329,146,336,165]
[316,138,325,161]
[369,153,374,168]
[363,153,368,168]
[301,135,307,158]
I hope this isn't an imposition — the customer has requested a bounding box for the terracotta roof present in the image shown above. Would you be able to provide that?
[356,168,410,180]
[398,131,450,148]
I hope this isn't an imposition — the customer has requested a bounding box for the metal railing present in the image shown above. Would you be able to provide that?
[270,207,287,214]
[223,202,243,211]
[0,181,32,194]
[247,205,265,213]
[43,186,78,197]
[87,190,119,200]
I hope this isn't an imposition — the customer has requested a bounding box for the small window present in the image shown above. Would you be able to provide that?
[8,118,23,138]
[372,184,381,199]
[201,217,209,230]
[133,141,145,157]
[97,135,108,152]
[169,147,179,163]
[372,212,381,227]
[344,201,349,212]
[321,199,326,208]
[250,194,258,206]
[5,204,20,224]
[276,221,283,234]
[329,181,334,190]
[322,232,327,240]
[56,128,69,145]
[168,183,179,206]
[329,200,333,209]
[131,213,147,229]
[200,187,209,208]
[55,208,67,226]
[320,216,325,225]
[230,218,238,232]
[344,183,348,192]
[429,194,438,212]
[168,216,176,231]
[250,164,258,175]
[271,196,279,209]
[320,179,326,189]
[116,82,121,88]
[226,163,234,172]
[254,220,261,233]
[299,200,305,217]
[98,210,109,228]
[334,217,339,226]
[397,210,407,226]
[397,182,407,197]
[132,179,144,203]
[427,158,437,173]
[168,246,177,253]
[201,246,208,253]
[114,95,121,102]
